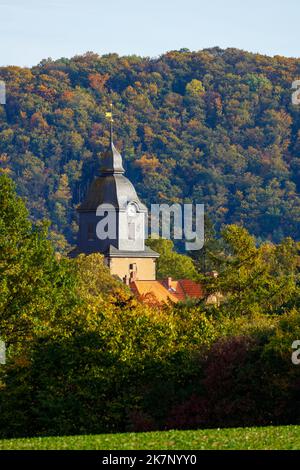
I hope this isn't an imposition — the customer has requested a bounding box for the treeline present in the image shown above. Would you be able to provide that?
[0,48,300,251]
[1,174,300,437]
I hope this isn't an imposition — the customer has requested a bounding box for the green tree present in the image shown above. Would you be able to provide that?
[146,238,198,280]
[205,225,300,316]
[0,174,78,344]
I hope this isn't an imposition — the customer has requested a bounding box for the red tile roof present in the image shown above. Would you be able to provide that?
[130,278,204,304]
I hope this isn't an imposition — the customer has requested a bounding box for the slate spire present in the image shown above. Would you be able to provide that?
[101,103,125,175]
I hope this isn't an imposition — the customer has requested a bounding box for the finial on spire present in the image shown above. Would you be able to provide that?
[102,103,124,175]
[105,102,114,145]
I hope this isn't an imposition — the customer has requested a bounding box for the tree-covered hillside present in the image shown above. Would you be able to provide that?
[1,48,300,250]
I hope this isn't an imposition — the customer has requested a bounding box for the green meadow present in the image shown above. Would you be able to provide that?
[0,426,299,450]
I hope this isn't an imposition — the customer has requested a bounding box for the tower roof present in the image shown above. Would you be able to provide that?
[78,131,147,213]
[77,173,147,212]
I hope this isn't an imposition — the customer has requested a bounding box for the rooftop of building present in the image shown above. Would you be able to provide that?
[130,277,204,304]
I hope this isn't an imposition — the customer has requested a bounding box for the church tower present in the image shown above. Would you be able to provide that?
[72,119,159,282]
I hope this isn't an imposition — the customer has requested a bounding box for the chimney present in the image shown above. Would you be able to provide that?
[123,274,130,286]
[167,277,172,289]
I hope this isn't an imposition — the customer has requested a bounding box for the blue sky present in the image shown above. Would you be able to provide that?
[0,0,299,66]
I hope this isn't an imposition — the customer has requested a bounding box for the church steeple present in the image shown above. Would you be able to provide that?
[71,107,159,280]
[101,103,125,175]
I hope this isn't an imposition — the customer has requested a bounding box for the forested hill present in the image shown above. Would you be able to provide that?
[1,48,300,250]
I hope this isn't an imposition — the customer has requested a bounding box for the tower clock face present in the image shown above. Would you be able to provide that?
[127,203,137,216]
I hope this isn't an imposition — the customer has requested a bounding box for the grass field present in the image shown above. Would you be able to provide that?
[0,425,299,450]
